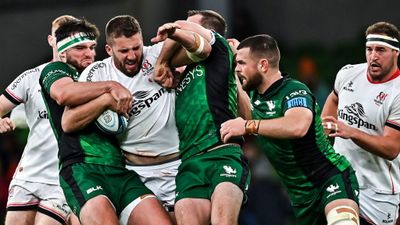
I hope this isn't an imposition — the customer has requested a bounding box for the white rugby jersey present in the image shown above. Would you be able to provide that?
[333,63,400,194]
[79,42,179,156]
[4,62,60,185]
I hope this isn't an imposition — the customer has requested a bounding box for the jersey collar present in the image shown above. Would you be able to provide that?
[258,73,290,99]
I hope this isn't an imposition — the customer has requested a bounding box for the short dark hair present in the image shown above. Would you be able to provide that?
[187,10,227,36]
[237,34,280,68]
[366,21,400,42]
[55,18,100,43]
[105,15,141,44]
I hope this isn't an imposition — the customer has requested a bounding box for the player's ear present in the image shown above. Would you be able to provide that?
[105,44,113,56]
[258,58,268,72]
[48,35,55,48]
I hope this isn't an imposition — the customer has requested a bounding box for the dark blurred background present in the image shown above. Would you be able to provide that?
[0,0,399,224]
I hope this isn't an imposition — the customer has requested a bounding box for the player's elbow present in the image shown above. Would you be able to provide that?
[52,90,69,106]
[61,114,78,133]
[289,123,309,138]
[61,117,75,133]
[386,150,399,161]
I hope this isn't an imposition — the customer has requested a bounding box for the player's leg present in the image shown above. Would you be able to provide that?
[5,181,38,225]
[66,213,81,225]
[80,195,119,225]
[208,146,250,225]
[125,158,180,224]
[5,211,36,225]
[210,182,243,225]
[59,164,119,225]
[324,168,360,225]
[34,183,73,225]
[325,199,359,225]
[175,198,211,225]
[125,196,173,225]
[34,213,66,225]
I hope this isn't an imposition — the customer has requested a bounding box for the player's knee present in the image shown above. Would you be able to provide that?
[326,206,359,225]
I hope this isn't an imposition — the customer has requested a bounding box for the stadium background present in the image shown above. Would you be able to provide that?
[0,0,399,224]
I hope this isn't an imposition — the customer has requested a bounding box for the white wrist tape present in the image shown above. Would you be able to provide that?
[185,34,206,62]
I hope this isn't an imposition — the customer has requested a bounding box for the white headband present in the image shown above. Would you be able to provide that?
[366,34,399,51]
[57,32,96,53]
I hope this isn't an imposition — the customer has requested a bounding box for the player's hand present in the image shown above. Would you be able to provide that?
[227,38,240,55]
[322,116,353,139]
[154,63,175,88]
[0,117,16,133]
[151,23,181,43]
[220,117,246,143]
[108,81,132,117]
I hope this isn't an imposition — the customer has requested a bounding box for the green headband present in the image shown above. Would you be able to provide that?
[57,32,96,53]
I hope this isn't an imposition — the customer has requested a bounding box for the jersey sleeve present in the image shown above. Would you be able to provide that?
[386,94,400,131]
[39,61,75,95]
[281,81,314,114]
[333,64,353,95]
[148,42,163,57]
[3,66,42,104]
[78,61,106,82]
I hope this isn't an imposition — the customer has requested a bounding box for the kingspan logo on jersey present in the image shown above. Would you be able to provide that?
[129,88,166,117]
[338,102,377,131]
[37,110,49,119]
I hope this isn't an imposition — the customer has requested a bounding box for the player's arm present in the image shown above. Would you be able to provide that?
[62,93,117,133]
[0,94,17,133]
[323,115,400,160]
[169,20,213,66]
[220,107,313,142]
[151,21,212,87]
[348,124,400,160]
[49,77,131,115]
[152,21,212,65]
[321,90,338,118]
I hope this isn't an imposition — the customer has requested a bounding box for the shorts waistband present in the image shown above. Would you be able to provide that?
[124,152,180,166]
[195,143,241,156]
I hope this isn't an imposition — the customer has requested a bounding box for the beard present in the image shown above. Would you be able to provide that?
[115,58,139,76]
[368,63,392,82]
[66,56,93,73]
[242,72,262,92]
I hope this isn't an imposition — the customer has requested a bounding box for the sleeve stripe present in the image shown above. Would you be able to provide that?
[385,120,400,131]
[3,89,22,105]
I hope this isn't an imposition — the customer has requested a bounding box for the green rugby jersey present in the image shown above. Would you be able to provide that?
[251,75,351,204]
[175,32,240,159]
[39,61,125,169]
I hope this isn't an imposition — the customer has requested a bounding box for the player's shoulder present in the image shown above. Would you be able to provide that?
[144,42,163,57]
[336,63,366,81]
[285,76,311,92]
[338,63,366,74]
[79,59,110,82]
[17,62,49,78]
[40,61,77,85]
[42,61,70,73]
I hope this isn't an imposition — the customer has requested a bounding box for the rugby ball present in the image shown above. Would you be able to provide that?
[95,109,128,135]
